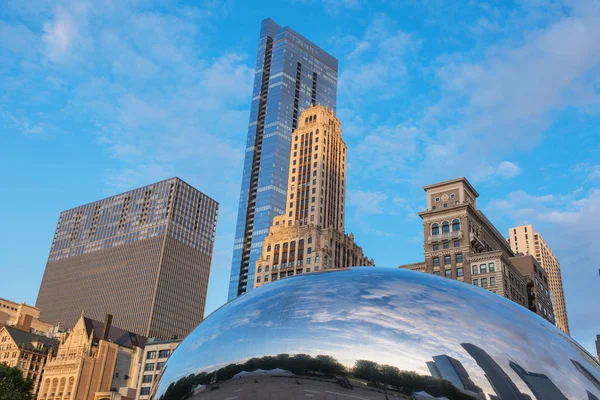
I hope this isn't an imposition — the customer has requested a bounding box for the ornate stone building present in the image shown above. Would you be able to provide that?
[0,325,58,394]
[254,106,372,288]
[508,224,569,335]
[400,178,528,309]
[38,314,145,400]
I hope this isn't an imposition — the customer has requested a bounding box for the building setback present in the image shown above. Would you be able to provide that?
[253,106,372,289]
[228,18,338,300]
[36,178,218,339]
[508,224,570,335]
[510,254,555,324]
[400,178,528,309]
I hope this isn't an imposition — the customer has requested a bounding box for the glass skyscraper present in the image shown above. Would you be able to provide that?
[228,18,338,300]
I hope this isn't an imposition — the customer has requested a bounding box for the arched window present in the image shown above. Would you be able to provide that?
[267,244,271,252]
[308,236,313,244]
[67,377,74,397]
[313,114,316,120]
[442,221,450,233]
[452,219,460,231]
[431,223,439,235]
[305,117,308,124]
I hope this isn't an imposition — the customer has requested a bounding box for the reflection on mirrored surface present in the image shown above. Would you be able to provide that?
[151,268,600,400]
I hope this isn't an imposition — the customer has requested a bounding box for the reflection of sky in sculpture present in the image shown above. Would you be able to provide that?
[155,268,600,399]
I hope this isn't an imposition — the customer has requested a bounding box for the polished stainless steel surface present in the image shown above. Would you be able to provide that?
[153,268,600,400]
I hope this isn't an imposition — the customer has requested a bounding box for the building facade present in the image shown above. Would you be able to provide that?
[0,326,59,394]
[135,339,180,400]
[510,254,556,324]
[399,178,528,309]
[36,178,218,339]
[508,224,570,335]
[0,297,54,335]
[38,314,145,400]
[254,106,372,288]
[228,18,338,300]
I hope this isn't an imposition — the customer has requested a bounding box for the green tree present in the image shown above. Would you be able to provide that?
[0,363,34,400]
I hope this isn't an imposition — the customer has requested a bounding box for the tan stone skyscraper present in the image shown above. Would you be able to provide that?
[509,225,570,335]
[253,105,372,287]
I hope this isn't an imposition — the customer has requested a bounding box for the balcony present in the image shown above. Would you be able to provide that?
[428,231,462,243]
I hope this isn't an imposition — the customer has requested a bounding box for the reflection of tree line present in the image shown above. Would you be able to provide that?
[158,354,478,400]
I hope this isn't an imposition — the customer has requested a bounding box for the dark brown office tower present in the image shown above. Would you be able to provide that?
[36,178,219,340]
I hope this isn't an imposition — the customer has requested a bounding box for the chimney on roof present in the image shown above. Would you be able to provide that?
[102,314,113,341]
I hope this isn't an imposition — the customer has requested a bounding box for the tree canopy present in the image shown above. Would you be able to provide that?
[0,364,34,400]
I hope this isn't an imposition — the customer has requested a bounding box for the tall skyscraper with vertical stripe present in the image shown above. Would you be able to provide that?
[228,19,338,300]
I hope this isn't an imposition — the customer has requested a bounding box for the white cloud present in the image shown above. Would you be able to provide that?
[42,6,83,62]
[347,190,388,215]
[472,161,523,182]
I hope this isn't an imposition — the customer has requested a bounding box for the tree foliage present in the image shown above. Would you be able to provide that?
[0,364,34,400]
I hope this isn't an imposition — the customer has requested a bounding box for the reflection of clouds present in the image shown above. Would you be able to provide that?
[155,269,600,399]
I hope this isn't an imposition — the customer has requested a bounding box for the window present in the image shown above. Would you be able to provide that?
[308,236,312,244]
[306,257,311,264]
[456,254,463,263]
[443,242,449,249]
[315,256,320,262]
[144,363,155,372]
[451,193,455,199]
[433,271,440,275]
[442,221,450,233]
[480,264,487,273]
[473,279,479,286]
[433,257,440,266]
[431,223,439,235]
[306,268,310,272]
[481,278,488,288]
[157,362,166,370]
[454,240,459,247]
[472,265,478,274]
[307,247,312,254]
[258,266,262,273]
[490,277,496,287]
[142,375,152,383]
[457,267,464,277]
[256,276,261,283]
[147,351,156,359]
[489,263,495,272]
[433,244,439,251]
[435,197,440,202]
[141,387,151,396]
[314,266,319,271]
[452,219,460,231]
[444,255,451,265]
[445,269,452,278]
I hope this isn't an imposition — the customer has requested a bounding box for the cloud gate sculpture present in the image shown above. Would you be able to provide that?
[152,268,600,400]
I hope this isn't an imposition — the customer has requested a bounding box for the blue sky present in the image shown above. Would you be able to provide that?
[1,0,599,353]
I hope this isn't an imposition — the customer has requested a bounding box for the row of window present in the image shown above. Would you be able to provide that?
[256,266,321,283]
[432,254,463,266]
[473,277,496,287]
[433,267,464,277]
[147,349,171,359]
[144,361,166,371]
[472,263,495,274]
[433,240,460,250]
[431,219,460,235]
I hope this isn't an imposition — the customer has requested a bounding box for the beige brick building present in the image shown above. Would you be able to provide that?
[400,178,528,309]
[508,225,569,334]
[254,106,372,288]
[0,325,59,394]
[510,254,556,324]
[38,314,145,400]
[0,297,54,336]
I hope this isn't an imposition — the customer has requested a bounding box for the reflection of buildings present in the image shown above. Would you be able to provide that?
[461,343,524,400]
[508,225,569,335]
[38,314,146,400]
[0,325,59,395]
[135,338,180,400]
[571,359,600,393]
[228,18,339,300]
[399,178,528,309]
[426,355,483,395]
[36,178,218,339]
[253,106,372,288]
[510,255,555,324]
[509,360,566,399]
